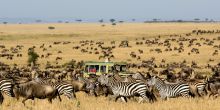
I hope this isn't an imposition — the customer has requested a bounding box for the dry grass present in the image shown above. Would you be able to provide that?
[1,92,220,110]
[0,23,220,110]
[0,23,219,67]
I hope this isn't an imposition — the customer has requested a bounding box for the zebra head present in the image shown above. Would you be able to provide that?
[98,73,111,86]
[147,76,157,86]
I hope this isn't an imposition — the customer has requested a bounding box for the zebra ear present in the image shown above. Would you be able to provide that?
[147,73,151,78]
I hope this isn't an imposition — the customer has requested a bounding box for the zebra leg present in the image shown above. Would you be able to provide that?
[115,96,121,102]
[33,100,36,105]
[108,95,116,101]
[146,90,157,103]
[196,88,201,97]
[120,97,127,103]
[48,98,53,103]
[57,92,62,102]
[181,92,191,98]
[161,95,167,101]
[139,92,150,103]
[138,97,144,103]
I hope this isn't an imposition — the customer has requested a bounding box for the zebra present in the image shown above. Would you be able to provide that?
[174,79,207,97]
[187,81,207,97]
[33,77,76,99]
[147,76,191,100]
[98,74,156,103]
[0,79,15,104]
[0,79,15,97]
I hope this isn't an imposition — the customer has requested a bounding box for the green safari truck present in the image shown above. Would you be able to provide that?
[83,61,128,77]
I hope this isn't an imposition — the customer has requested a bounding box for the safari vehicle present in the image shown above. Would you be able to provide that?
[83,61,128,77]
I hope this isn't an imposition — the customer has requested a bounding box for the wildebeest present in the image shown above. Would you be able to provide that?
[13,80,61,105]
[0,92,3,104]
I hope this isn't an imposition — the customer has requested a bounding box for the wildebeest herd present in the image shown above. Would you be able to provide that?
[0,62,220,105]
[0,29,220,107]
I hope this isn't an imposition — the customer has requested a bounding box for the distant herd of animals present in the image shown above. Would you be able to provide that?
[0,29,219,64]
[0,29,220,106]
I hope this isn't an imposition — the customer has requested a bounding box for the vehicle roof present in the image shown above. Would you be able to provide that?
[84,61,127,65]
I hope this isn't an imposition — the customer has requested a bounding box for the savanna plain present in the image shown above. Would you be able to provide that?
[0,23,220,110]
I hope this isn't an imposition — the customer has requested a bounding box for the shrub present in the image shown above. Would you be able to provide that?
[28,48,39,66]
[48,26,55,30]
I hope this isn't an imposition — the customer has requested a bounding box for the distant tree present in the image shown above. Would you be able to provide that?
[99,19,104,23]
[112,23,117,26]
[152,19,157,22]
[110,19,116,23]
[48,26,55,30]
[65,21,69,23]
[205,18,209,22]
[76,19,82,22]
[132,19,136,22]
[3,22,7,24]
[194,18,200,22]
[177,20,183,22]
[28,48,39,66]
[35,20,42,23]
[119,21,124,23]
[210,19,215,22]
[58,20,63,23]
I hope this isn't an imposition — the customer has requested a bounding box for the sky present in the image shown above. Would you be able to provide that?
[0,0,220,22]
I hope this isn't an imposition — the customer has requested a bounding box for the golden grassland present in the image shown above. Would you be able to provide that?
[1,92,220,110]
[0,23,219,67]
[0,23,220,110]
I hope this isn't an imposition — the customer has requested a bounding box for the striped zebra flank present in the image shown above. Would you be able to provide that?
[34,77,76,99]
[0,79,15,97]
[147,76,191,100]
[187,81,207,97]
[98,74,156,103]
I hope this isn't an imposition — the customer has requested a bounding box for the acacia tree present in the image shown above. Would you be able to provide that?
[194,18,200,22]
[110,19,116,23]
[99,19,104,23]
[28,48,39,66]
[110,19,116,25]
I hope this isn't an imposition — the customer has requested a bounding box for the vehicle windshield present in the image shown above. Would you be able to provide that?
[85,65,99,73]
[114,65,127,72]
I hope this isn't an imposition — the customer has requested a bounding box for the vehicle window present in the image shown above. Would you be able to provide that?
[100,65,106,73]
[121,65,127,72]
[89,65,99,73]
[95,65,99,72]
[85,65,89,72]
[108,66,113,72]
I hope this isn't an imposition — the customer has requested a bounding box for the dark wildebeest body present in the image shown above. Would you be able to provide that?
[13,81,61,105]
[0,92,3,104]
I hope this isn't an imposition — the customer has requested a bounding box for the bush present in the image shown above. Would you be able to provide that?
[28,48,39,66]
[112,23,117,26]
[48,26,55,30]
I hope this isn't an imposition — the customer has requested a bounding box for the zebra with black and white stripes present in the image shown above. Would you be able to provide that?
[34,77,76,99]
[0,78,15,104]
[187,81,207,97]
[98,74,156,103]
[147,76,191,100]
[0,79,15,97]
